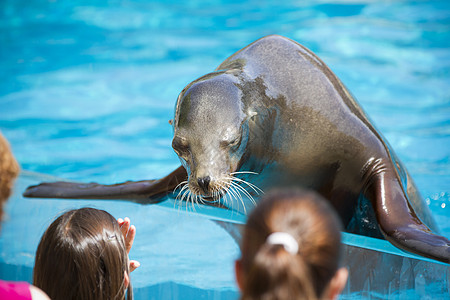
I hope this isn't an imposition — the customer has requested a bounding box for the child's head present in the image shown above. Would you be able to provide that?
[236,188,347,300]
[0,132,20,220]
[34,207,132,300]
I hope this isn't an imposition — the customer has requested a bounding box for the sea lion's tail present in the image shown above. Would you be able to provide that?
[23,166,188,205]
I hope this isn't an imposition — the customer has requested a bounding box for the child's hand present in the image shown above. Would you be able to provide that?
[118,217,140,272]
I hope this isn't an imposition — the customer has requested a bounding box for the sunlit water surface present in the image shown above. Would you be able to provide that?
[1,0,449,299]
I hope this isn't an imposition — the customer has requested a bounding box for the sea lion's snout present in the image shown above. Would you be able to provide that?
[197,176,225,202]
[190,174,230,201]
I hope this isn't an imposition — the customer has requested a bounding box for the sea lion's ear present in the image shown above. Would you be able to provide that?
[168,119,174,125]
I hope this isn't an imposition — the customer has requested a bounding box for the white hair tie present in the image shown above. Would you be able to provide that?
[266,232,299,254]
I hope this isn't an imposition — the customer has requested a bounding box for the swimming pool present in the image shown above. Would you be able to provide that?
[1,0,449,299]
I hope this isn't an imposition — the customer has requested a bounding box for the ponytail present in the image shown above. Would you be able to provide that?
[241,240,317,300]
[238,189,343,300]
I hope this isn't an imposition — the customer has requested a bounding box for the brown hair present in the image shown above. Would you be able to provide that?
[0,132,20,220]
[33,207,133,300]
[238,188,343,300]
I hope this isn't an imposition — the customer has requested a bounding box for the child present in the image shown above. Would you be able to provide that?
[235,188,348,300]
[0,132,49,299]
[33,208,140,300]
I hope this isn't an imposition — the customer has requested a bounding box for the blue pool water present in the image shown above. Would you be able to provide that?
[1,0,449,299]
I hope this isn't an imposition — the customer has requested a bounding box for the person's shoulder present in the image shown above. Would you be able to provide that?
[0,280,49,300]
[29,285,50,300]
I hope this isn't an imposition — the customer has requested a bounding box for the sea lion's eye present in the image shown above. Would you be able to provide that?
[229,136,240,147]
[221,135,241,149]
[172,138,189,155]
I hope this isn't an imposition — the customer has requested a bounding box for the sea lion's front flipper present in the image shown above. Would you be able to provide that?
[365,166,450,264]
[23,166,187,204]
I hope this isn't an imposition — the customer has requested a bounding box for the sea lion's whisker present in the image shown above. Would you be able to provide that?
[222,175,258,212]
[235,186,248,214]
[212,185,220,202]
[175,183,190,210]
[230,171,259,176]
[175,184,189,202]
[185,190,192,211]
[189,193,197,212]
[226,183,238,212]
[227,181,248,213]
[180,186,190,200]
[230,180,257,208]
[223,189,231,208]
[231,184,245,212]
[184,191,190,212]
[194,194,201,211]
[176,189,188,211]
[232,178,263,194]
[216,181,229,203]
[193,194,201,212]
[174,182,186,197]
[224,175,262,198]
[230,176,263,194]
[214,187,222,202]
[174,180,189,192]
[229,181,256,212]
[218,180,235,209]
[228,179,252,200]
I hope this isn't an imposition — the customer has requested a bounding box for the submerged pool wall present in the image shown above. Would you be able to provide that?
[0,173,449,300]
[341,234,450,298]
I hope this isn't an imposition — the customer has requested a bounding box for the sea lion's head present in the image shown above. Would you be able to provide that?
[172,72,256,204]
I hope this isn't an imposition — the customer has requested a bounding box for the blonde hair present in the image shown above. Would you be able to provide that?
[0,132,20,219]
[239,189,343,300]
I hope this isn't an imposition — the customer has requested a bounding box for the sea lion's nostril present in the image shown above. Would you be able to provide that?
[197,176,211,192]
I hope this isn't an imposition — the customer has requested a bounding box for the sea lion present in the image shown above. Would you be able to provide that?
[24,35,450,263]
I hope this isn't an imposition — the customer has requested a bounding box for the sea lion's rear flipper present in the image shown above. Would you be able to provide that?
[365,167,450,264]
[23,166,187,205]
